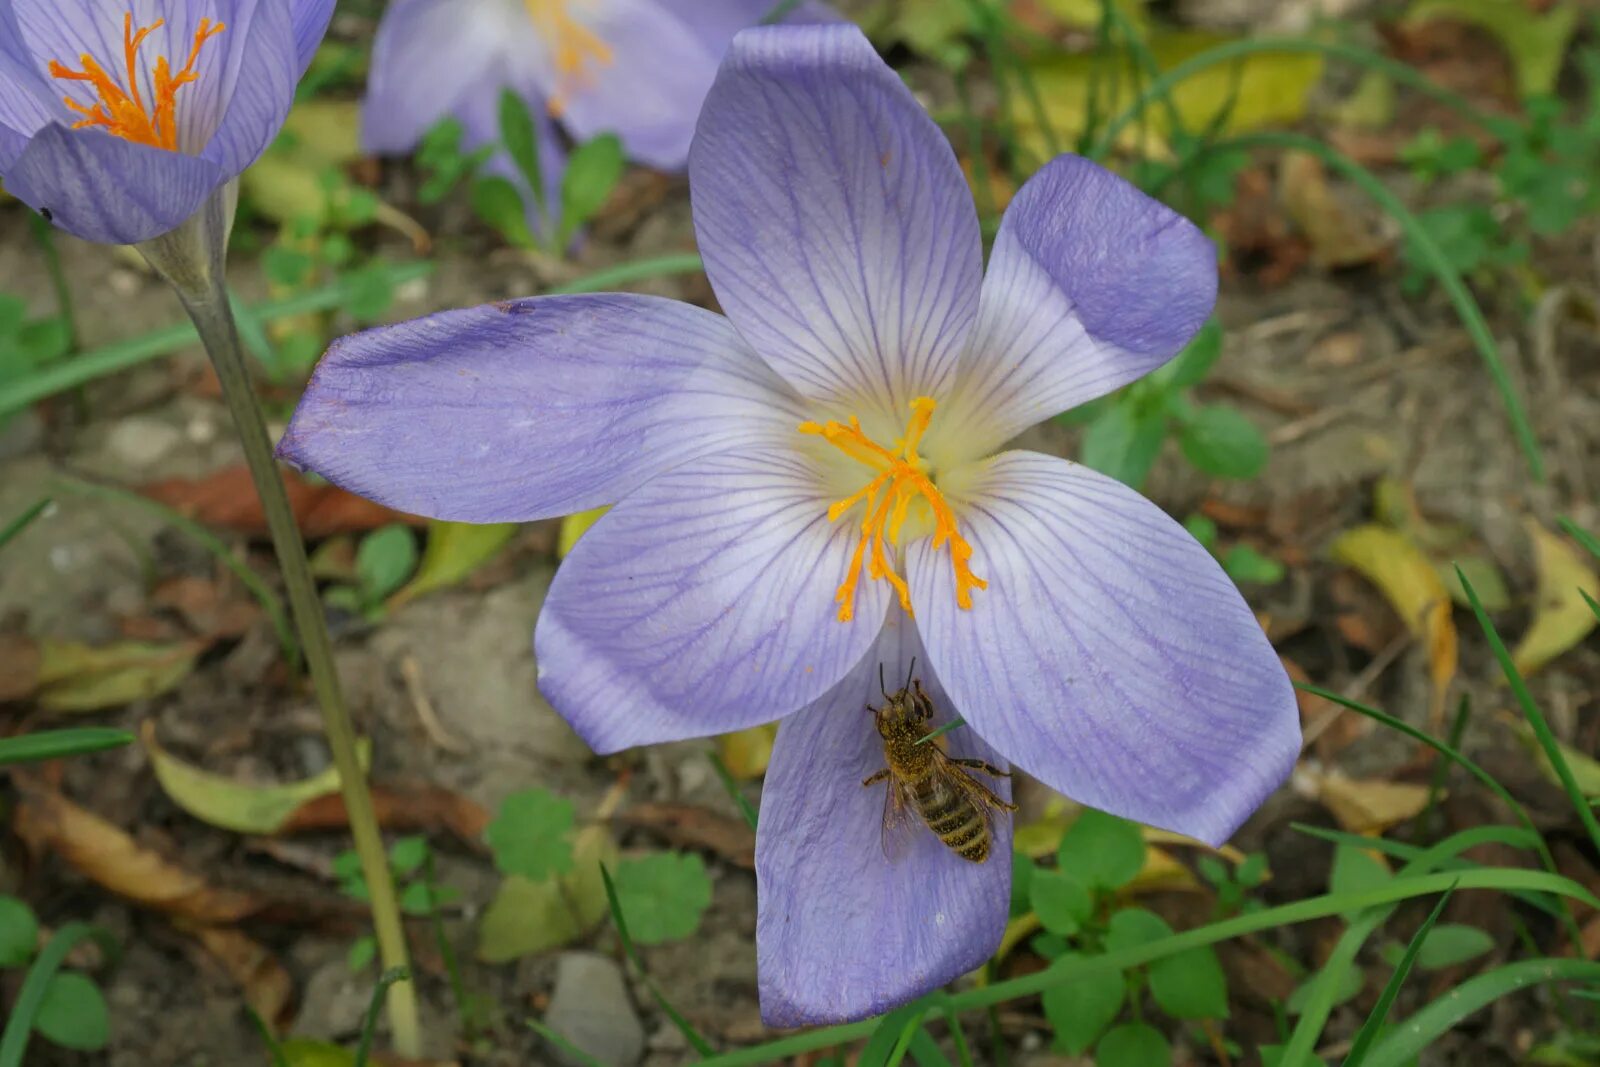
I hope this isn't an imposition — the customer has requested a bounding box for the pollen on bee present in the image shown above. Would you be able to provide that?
[800,397,986,622]
[48,13,225,153]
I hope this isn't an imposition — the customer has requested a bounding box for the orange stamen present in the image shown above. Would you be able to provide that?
[523,0,614,118]
[801,397,987,622]
[49,13,225,152]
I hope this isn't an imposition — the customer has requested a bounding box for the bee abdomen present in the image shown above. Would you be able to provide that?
[914,784,991,864]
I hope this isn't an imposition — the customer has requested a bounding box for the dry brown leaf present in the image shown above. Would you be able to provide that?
[0,633,40,701]
[1305,767,1433,834]
[141,466,419,539]
[13,778,263,923]
[613,803,757,869]
[1278,151,1390,269]
[1512,520,1600,676]
[279,783,491,848]
[189,925,294,1031]
[151,576,261,639]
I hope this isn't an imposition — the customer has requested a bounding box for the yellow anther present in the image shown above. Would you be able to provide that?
[524,0,614,117]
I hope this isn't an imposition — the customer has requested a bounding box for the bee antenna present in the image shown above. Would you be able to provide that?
[879,663,888,700]
[904,657,917,691]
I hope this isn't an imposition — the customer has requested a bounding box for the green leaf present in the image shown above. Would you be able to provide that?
[1149,945,1229,1019]
[347,935,376,973]
[1079,402,1166,489]
[1331,845,1392,898]
[471,175,536,248]
[499,89,545,210]
[1041,952,1124,1054]
[1262,1045,1329,1067]
[1095,1022,1171,1067]
[1030,868,1092,935]
[33,972,109,1051]
[355,526,418,602]
[1415,922,1494,970]
[1223,544,1286,584]
[485,788,576,880]
[559,133,625,245]
[477,825,618,962]
[609,852,714,945]
[1104,907,1174,954]
[1059,809,1146,891]
[0,896,39,967]
[1163,320,1224,388]
[1287,964,1363,1014]
[390,521,518,608]
[1183,514,1219,550]
[1009,852,1036,919]
[388,836,429,877]
[1178,405,1268,479]
[399,881,435,916]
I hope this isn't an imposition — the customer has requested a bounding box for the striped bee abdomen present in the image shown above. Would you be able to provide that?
[912,772,991,863]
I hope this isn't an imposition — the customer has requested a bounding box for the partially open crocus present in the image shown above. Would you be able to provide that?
[282,25,1300,1025]
[361,0,832,235]
[0,0,334,245]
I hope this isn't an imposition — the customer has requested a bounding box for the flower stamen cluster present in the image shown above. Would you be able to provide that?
[523,0,614,117]
[801,397,986,623]
[48,13,225,152]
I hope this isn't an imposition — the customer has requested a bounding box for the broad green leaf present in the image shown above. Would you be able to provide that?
[0,895,39,967]
[609,852,713,945]
[1029,868,1092,936]
[1009,852,1036,919]
[389,520,518,608]
[145,723,370,835]
[477,825,618,962]
[1287,964,1364,1014]
[499,89,545,207]
[1179,405,1269,479]
[1041,952,1124,1054]
[1330,845,1391,898]
[485,788,576,880]
[1224,544,1286,585]
[35,640,200,713]
[1149,945,1229,1019]
[355,525,418,602]
[388,836,429,877]
[471,175,536,248]
[347,934,376,972]
[1095,1022,1171,1067]
[1079,402,1166,489]
[1415,922,1494,970]
[1059,809,1146,891]
[559,133,625,244]
[1104,907,1173,953]
[33,972,110,1051]
[1162,320,1224,389]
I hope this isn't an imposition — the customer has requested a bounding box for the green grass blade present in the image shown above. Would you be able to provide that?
[0,922,118,1067]
[708,752,759,830]
[1557,517,1600,559]
[1457,566,1600,854]
[599,863,715,1057]
[1343,887,1457,1067]
[0,262,433,417]
[0,728,136,766]
[1363,959,1600,1067]
[697,869,1599,1066]
[0,498,49,553]
[544,254,705,296]
[528,1017,609,1067]
[354,968,410,1067]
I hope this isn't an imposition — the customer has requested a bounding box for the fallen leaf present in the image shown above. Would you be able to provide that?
[1508,719,1600,797]
[1330,524,1458,705]
[189,926,294,1031]
[613,803,756,869]
[1438,554,1512,612]
[281,1040,356,1067]
[557,507,608,560]
[151,576,261,638]
[0,633,41,701]
[279,784,492,848]
[1125,846,1202,893]
[35,639,203,713]
[142,466,419,539]
[1279,150,1390,268]
[13,778,263,923]
[388,521,518,609]
[1306,767,1433,834]
[717,722,779,781]
[476,824,617,962]
[1512,520,1600,676]
[1404,0,1579,97]
[144,722,372,836]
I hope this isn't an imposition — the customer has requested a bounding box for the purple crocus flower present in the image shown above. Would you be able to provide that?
[281,25,1299,1025]
[0,0,334,245]
[361,0,832,235]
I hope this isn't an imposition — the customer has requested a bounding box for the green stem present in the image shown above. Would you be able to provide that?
[137,194,420,1057]
[0,923,118,1067]
[694,868,1597,1066]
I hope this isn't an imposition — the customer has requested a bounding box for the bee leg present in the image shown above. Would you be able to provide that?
[960,774,1020,812]
[862,769,891,788]
[950,758,1010,779]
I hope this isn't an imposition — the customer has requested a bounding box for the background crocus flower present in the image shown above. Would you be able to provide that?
[281,25,1300,1025]
[0,0,334,245]
[361,0,832,235]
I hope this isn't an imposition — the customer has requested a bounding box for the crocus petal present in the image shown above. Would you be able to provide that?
[935,155,1217,462]
[757,611,1011,1026]
[200,0,300,177]
[290,0,335,75]
[656,0,839,40]
[535,447,892,753]
[0,0,63,147]
[909,451,1297,846]
[4,123,221,243]
[279,294,802,523]
[690,25,983,423]
[361,0,536,154]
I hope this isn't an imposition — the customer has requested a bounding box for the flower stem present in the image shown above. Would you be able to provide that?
[138,192,421,1056]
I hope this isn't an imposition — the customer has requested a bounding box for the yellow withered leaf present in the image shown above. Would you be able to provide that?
[1308,767,1433,835]
[35,640,202,713]
[1331,524,1458,696]
[557,506,609,559]
[1511,520,1600,677]
[717,722,780,781]
[143,722,372,836]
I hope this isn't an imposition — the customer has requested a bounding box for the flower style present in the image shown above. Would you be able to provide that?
[361,0,833,234]
[281,25,1300,1025]
[0,0,334,244]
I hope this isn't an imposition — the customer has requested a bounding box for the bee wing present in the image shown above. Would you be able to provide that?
[879,778,918,864]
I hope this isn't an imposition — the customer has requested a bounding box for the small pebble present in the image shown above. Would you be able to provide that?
[542,952,646,1067]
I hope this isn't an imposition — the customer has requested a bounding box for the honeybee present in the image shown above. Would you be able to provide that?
[862,662,1017,863]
